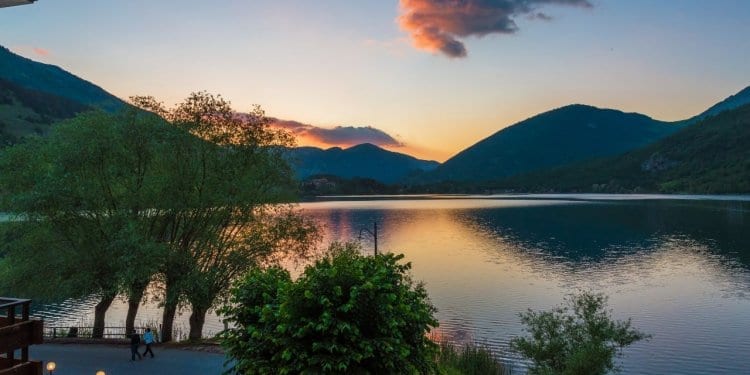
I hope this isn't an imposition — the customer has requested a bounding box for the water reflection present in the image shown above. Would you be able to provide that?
[31,196,750,374]
[302,198,750,374]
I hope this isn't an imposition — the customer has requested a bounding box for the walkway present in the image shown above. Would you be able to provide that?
[30,344,227,374]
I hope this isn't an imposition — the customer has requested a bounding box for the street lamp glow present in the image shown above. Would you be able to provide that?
[45,361,56,372]
[95,371,106,375]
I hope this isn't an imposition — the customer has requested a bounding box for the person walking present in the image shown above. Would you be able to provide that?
[130,331,142,361]
[142,327,155,358]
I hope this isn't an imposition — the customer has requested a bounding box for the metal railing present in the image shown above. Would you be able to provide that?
[43,326,178,342]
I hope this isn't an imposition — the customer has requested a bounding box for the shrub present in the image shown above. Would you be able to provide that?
[434,341,508,375]
[510,292,649,375]
[220,243,439,374]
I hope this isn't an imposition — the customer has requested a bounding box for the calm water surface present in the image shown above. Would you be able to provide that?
[32,195,750,374]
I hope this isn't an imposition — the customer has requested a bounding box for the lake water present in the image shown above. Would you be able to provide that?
[31,195,750,374]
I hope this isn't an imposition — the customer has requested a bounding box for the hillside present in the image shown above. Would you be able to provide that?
[0,78,90,145]
[495,102,750,194]
[287,143,439,184]
[685,86,750,124]
[421,105,682,183]
[0,46,125,111]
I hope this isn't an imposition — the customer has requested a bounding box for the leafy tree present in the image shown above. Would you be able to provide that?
[130,93,319,341]
[220,243,439,374]
[511,292,649,375]
[0,108,168,337]
[1,91,318,342]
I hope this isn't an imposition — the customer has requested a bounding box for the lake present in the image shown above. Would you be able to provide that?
[31,195,750,374]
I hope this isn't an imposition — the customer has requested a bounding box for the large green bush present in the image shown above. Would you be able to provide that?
[220,243,439,374]
[510,292,648,375]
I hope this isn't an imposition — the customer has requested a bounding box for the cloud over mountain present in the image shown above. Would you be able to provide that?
[398,0,592,58]
[269,118,404,148]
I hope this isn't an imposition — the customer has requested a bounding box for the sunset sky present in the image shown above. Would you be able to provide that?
[2,0,749,161]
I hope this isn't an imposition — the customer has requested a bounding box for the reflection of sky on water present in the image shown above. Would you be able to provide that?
[302,198,750,374]
[32,197,750,374]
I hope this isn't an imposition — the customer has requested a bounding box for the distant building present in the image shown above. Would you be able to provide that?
[0,0,35,8]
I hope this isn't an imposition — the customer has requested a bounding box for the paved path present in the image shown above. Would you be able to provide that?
[30,344,227,375]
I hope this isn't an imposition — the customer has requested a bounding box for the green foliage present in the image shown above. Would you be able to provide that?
[510,292,648,375]
[0,91,318,341]
[434,341,508,375]
[0,109,168,301]
[220,243,439,374]
[129,93,319,340]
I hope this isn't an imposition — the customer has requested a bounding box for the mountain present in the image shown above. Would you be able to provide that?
[0,46,125,111]
[496,102,750,194]
[421,105,683,183]
[0,78,91,144]
[685,86,750,124]
[287,143,440,184]
[0,46,126,143]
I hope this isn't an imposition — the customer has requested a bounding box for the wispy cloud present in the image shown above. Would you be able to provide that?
[11,46,52,58]
[269,118,404,148]
[32,47,50,57]
[398,0,593,58]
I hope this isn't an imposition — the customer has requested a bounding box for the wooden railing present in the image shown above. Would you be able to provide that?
[0,298,43,375]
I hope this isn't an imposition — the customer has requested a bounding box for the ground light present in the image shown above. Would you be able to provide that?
[45,361,56,374]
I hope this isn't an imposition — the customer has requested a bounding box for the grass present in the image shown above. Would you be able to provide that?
[434,341,510,375]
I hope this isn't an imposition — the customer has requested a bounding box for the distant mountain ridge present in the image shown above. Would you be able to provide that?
[495,102,750,194]
[3,43,749,192]
[0,46,125,143]
[685,86,750,124]
[0,46,125,111]
[420,104,683,183]
[287,143,439,184]
[419,85,750,185]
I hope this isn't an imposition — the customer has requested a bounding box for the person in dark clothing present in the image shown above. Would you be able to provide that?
[130,331,142,361]
[142,327,155,358]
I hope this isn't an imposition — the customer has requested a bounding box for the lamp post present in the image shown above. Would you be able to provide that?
[358,221,378,255]
[45,361,56,374]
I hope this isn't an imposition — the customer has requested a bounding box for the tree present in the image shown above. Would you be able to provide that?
[220,243,439,374]
[130,93,319,341]
[0,108,168,337]
[510,292,649,375]
[0,91,317,342]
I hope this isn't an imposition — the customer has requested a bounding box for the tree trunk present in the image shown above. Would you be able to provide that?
[161,300,177,342]
[125,283,147,336]
[161,277,180,343]
[92,293,115,339]
[125,298,140,336]
[188,305,209,341]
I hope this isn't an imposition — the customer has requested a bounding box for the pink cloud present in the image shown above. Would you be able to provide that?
[269,118,404,148]
[32,47,50,57]
[398,0,592,58]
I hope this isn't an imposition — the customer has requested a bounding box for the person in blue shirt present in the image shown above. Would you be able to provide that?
[142,327,155,358]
